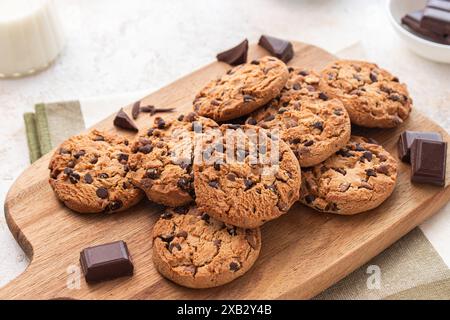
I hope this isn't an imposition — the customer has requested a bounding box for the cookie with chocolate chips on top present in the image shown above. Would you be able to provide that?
[319,60,412,128]
[300,136,398,215]
[128,113,219,207]
[152,205,261,288]
[48,130,143,213]
[193,124,301,228]
[193,56,289,122]
[247,68,351,167]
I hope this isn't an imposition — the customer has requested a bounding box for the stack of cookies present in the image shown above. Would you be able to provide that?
[48,40,413,289]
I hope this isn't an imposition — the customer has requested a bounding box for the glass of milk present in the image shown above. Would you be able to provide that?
[0,0,65,78]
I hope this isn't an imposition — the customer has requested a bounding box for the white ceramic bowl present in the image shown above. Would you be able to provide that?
[387,0,450,64]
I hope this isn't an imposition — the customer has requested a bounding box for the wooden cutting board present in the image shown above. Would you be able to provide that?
[1,42,449,300]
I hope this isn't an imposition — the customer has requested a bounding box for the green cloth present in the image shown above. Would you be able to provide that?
[24,101,85,163]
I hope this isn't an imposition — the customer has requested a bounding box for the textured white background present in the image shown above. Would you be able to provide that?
[0,0,449,288]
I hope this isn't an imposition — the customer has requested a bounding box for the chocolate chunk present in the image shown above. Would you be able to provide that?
[247,117,257,125]
[333,168,347,176]
[69,173,80,184]
[410,139,447,186]
[80,241,134,283]
[333,109,343,116]
[138,144,153,154]
[229,262,240,272]
[118,153,129,162]
[362,151,373,162]
[113,108,138,132]
[305,194,316,204]
[243,95,255,102]
[398,131,443,163]
[366,169,377,177]
[74,150,86,159]
[67,160,76,168]
[339,182,351,192]
[336,148,353,157]
[64,167,73,175]
[213,161,221,171]
[402,10,450,44]
[176,231,188,239]
[421,7,450,36]
[292,83,301,90]
[160,234,174,243]
[98,173,109,179]
[177,114,184,121]
[168,242,182,253]
[244,179,255,190]
[108,200,123,211]
[304,140,314,147]
[318,92,329,101]
[132,101,141,119]
[141,106,175,116]
[258,35,294,63]
[156,118,166,129]
[177,177,190,191]
[369,71,378,83]
[145,168,159,179]
[376,164,390,175]
[216,39,248,66]
[264,114,275,122]
[312,121,324,131]
[227,227,237,236]
[84,173,93,184]
[90,157,98,164]
[96,187,109,199]
[227,173,236,181]
[201,213,210,222]
[208,180,219,189]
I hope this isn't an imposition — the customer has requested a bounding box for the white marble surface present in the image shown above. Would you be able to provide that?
[0,0,449,289]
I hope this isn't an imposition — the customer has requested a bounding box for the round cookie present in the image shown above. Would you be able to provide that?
[49,130,143,213]
[247,68,351,167]
[152,205,261,289]
[319,60,412,128]
[300,136,398,215]
[128,113,219,207]
[193,124,301,228]
[193,56,289,122]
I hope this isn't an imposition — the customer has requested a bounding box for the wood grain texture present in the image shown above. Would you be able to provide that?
[1,42,449,300]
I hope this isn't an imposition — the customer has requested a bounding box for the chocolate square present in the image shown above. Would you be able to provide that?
[421,7,450,35]
[410,139,447,186]
[398,131,443,163]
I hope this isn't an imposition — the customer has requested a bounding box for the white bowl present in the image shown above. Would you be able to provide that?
[387,0,450,64]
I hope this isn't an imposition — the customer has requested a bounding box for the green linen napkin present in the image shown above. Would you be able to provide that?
[24,101,85,163]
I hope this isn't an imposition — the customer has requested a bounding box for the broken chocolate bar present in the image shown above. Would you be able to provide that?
[410,139,447,186]
[398,131,443,163]
[80,240,134,283]
[402,10,450,44]
[421,7,450,35]
[258,35,294,63]
[216,39,248,66]
[113,108,138,132]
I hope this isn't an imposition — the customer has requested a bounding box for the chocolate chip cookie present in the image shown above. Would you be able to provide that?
[193,56,289,122]
[319,60,412,128]
[300,136,398,215]
[152,205,261,288]
[49,130,143,213]
[193,124,301,228]
[128,113,219,207]
[247,69,351,167]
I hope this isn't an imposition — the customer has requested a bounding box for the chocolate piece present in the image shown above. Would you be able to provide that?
[132,101,141,119]
[401,10,450,44]
[258,35,294,63]
[80,241,134,283]
[421,7,450,35]
[140,105,175,116]
[397,131,443,163]
[216,39,248,66]
[113,108,138,132]
[411,139,447,186]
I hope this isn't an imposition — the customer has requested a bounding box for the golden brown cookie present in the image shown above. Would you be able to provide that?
[152,205,261,288]
[193,124,301,228]
[247,69,351,167]
[49,130,143,213]
[300,136,398,215]
[193,56,289,121]
[319,60,412,128]
[128,113,219,207]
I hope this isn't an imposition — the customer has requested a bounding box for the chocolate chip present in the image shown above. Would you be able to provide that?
[359,182,373,190]
[201,213,210,222]
[108,200,123,211]
[84,173,93,184]
[264,114,275,122]
[59,148,71,155]
[89,157,98,164]
[113,108,139,132]
[145,168,159,179]
[305,194,316,204]
[370,71,378,82]
[304,140,314,147]
[176,231,188,239]
[208,180,219,189]
[354,144,366,152]
[69,173,80,184]
[227,227,237,236]
[362,151,373,161]
[246,117,257,125]
[393,76,399,82]
[339,182,350,192]
[168,242,181,253]
[333,109,343,116]
[366,169,377,177]
[132,101,141,119]
[98,173,109,179]
[177,114,184,121]
[229,262,240,272]
[291,138,301,144]
[227,173,236,181]
[74,150,86,159]
[96,187,109,199]
[292,83,301,90]
[312,122,323,130]
[147,128,155,137]
[64,167,73,175]
[299,70,309,76]
[160,234,174,243]
[265,184,277,194]
[319,92,329,101]
[333,168,347,175]
[118,153,129,162]
[278,108,287,114]
[227,124,241,130]
[389,93,401,102]
[251,60,260,65]
[244,179,254,190]
[213,161,221,171]
[138,144,153,154]
[243,95,255,102]
[336,148,353,157]
[156,118,166,129]
[376,164,389,175]
[161,211,173,219]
